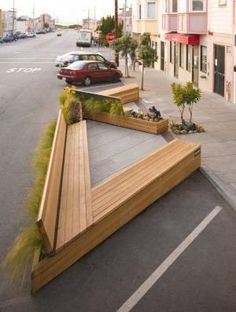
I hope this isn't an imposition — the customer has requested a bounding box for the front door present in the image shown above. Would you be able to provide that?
[160,41,165,71]
[174,42,178,78]
[214,45,225,96]
[192,46,199,87]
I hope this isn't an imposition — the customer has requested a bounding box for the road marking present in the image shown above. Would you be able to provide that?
[117,206,222,312]
[6,67,42,73]
[0,61,54,64]
[0,57,55,59]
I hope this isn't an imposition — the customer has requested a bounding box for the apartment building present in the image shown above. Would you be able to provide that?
[0,9,3,36]
[132,0,236,104]
[2,10,16,35]
[119,6,133,33]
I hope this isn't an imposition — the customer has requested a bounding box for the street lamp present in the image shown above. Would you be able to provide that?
[114,0,119,66]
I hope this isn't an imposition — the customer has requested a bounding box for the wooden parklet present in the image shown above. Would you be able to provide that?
[32,109,201,292]
[98,83,139,104]
[86,112,168,135]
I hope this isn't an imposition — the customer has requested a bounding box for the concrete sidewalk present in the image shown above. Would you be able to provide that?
[120,64,236,211]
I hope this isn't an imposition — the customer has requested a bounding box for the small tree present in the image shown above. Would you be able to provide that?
[96,15,123,46]
[138,33,157,90]
[171,81,201,129]
[184,82,201,124]
[111,34,138,77]
[171,82,186,124]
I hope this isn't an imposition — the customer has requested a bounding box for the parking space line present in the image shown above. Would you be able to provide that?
[117,206,222,312]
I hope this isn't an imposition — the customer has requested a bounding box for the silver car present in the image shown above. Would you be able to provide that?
[55,51,116,68]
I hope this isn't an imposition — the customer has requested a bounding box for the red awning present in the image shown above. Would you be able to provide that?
[165,33,200,45]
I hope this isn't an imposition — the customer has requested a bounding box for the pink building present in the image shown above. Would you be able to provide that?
[133,0,236,103]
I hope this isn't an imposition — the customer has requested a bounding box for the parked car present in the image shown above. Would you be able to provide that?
[55,51,117,68]
[0,37,4,43]
[57,60,122,86]
[2,35,16,42]
[26,32,36,38]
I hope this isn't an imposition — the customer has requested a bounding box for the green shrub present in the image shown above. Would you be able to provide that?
[110,102,125,117]
[59,89,81,124]
[2,120,56,286]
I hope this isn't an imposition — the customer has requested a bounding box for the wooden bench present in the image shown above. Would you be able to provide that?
[36,110,92,254]
[32,129,201,292]
[98,83,139,104]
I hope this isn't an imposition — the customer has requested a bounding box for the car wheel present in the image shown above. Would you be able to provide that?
[84,77,92,86]
[112,75,120,83]
[65,79,72,85]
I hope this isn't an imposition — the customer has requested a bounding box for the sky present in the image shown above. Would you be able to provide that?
[0,0,132,25]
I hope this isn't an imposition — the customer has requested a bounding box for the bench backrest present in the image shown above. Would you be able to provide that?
[36,110,67,254]
[98,83,139,104]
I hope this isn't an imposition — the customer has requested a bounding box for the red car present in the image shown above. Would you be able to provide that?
[57,60,122,86]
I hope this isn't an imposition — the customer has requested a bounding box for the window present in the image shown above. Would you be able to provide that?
[179,43,184,68]
[95,55,105,62]
[170,41,173,63]
[139,4,142,19]
[98,63,108,70]
[218,0,227,6]
[200,45,207,73]
[88,55,96,60]
[172,0,177,12]
[88,63,98,70]
[147,2,156,19]
[163,0,168,13]
[192,0,203,11]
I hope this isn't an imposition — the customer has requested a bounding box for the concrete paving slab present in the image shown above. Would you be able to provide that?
[87,120,166,186]
[119,65,236,211]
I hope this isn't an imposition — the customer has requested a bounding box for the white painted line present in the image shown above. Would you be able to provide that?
[0,57,55,59]
[117,206,222,312]
[0,61,54,64]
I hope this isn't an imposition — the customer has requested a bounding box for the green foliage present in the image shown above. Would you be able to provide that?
[84,97,124,117]
[171,81,201,125]
[138,33,157,90]
[59,89,81,125]
[96,15,123,46]
[84,98,111,114]
[2,225,43,286]
[112,34,138,76]
[138,32,157,66]
[3,120,57,285]
[110,102,125,117]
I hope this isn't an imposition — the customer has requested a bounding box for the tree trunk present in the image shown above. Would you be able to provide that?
[125,54,129,77]
[141,64,145,90]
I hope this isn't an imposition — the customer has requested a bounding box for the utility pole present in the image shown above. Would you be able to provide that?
[115,0,119,66]
[124,0,127,34]
[12,0,15,35]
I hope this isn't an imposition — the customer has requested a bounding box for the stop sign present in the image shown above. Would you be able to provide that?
[106,33,115,43]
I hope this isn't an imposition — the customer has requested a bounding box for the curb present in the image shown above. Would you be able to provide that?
[200,166,236,212]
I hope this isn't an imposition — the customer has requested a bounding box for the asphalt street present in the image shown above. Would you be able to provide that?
[0,30,236,312]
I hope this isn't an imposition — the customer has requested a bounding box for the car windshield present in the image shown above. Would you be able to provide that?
[68,62,85,69]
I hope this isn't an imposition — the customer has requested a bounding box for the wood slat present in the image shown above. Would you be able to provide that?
[98,83,139,104]
[87,112,168,135]
[92,141,200,219]
[36,110,67,254]
[31,139,201,293]
[56,121,92,251]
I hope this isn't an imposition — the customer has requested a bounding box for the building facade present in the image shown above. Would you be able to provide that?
[132,0,236,104]
[0,9,3,36]
[3,10,16,35]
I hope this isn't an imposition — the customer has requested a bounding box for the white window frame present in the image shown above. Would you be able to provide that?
[147,2,156,19]
[189,0,206,12]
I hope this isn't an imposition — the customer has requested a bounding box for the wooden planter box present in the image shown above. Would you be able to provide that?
[85,112,168,135]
